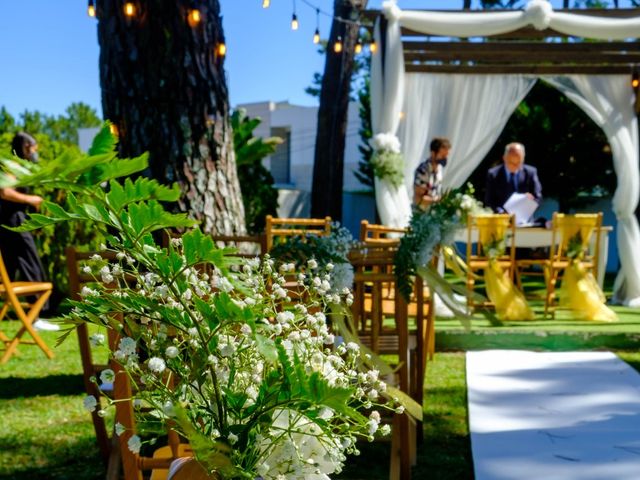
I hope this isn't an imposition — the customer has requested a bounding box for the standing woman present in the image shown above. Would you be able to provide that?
[0,133,56,327]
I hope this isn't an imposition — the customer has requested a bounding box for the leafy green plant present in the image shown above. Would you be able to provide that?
[1,124,400,479]
[231,109,280,234]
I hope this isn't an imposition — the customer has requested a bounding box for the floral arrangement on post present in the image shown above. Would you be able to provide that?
[369,133,404,188]
[269,223,356,293]
[0,125,400,479]
[394,184,490,315]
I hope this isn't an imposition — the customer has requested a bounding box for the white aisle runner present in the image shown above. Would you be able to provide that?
[467,350,640,480]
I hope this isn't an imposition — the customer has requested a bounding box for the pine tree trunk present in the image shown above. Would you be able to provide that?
[96,0,245,234]
[311,0,368,220]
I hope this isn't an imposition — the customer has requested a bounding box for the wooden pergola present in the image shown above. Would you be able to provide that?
[363,7,640,112]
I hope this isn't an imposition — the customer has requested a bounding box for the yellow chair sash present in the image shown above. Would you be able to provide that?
[555,215,616,322]
[475,215,534,321]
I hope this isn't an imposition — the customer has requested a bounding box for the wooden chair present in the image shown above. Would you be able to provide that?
[0,251,53,364]
[465,214,517,311]
[66,247,117,466]
[349,245,434,480]
[107,326,193,480]
[264,215,332,252]
[541,212,603,317]
[360,220,407,246]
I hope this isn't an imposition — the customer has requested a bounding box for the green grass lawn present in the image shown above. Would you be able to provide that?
[1,319,639,480]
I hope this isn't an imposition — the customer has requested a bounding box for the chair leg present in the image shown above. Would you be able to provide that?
[1,291,53,364]
[0,302,9,322]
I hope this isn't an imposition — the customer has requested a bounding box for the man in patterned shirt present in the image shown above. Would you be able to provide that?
[414,137,451,209]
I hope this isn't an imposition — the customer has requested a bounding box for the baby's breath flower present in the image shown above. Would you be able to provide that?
[148,357,166,374]
[127,434,142,454]
[165,346,179,359]
[83,395,98,412]
[99,369,115,385]
[115,422,125,436]
[89,333,105,347]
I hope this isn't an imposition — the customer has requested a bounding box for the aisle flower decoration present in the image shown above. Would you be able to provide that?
[369,133,405,188]
[0,125,400,479]
[394,184,489,317]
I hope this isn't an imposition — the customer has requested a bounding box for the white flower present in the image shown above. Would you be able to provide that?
[81,265,92,274]
[90,254,102,262]
[379,424,391,436]
[99,369,115,385]
[307,259,318,269]
[240,323,252,336]
[369,411,381,423]
[89,333,105,347]
[117,337,136,356]
[115,422,125,436]
[367,419,379,436]
[276,311,294,325]
[228,432,239,445]
[165,346,179,358]
[163,401,175,417]
[100,266,114,284]
[80,286,98,297]
[370,132,401,154]
[148,357,166,374]
[218,342,235,358]
[83,395,98,412]
[127,434,142,454]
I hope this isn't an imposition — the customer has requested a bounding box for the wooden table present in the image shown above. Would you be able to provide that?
[454,226,613,288]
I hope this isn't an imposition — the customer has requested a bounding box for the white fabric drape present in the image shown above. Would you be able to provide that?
[543,76,640,307]
[397,74,537,193]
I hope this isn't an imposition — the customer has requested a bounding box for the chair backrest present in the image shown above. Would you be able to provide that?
[467,214,516,269]
[359,220,407,246]
[264,215,331,251]
[550,212,602,273]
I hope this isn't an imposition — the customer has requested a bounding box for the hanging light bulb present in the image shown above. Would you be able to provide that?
[334,36,343,53]
[355,39,363,54]
[632,69,639,89]
[87,0,96,17]
[369,41,378,53]
[187,9,202,27]
[124,2,136,18]
[291,0,298,30]
[312,9,320,44]
[217,42,227,57]
[262,0,270,7]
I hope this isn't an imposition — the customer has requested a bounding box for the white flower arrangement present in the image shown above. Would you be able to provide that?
[369,133,404,188]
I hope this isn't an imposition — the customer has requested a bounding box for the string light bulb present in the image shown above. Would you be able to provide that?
[355,39,363,54]
[124,2,136,18]
[313,9,320,44]
[87,0,96,17]
[187,9,202,27]
[633,69,639,89]
[291,13,299,30]
[334,36,343,53]
[262,0,270,7]
[369,41,378,53]
[217,42,227,57]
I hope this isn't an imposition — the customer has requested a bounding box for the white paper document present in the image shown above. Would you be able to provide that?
[503,193,538,225]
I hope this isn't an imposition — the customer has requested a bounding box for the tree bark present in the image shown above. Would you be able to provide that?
[96,0,245,234]
[311,0,368,221]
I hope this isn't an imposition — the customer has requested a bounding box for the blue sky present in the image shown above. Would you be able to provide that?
[0,0,636,118]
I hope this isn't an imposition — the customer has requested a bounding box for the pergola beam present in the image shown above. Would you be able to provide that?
[406,64,634,74]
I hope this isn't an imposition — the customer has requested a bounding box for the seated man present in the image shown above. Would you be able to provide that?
[484,142,542,214]
[414,137,451,209]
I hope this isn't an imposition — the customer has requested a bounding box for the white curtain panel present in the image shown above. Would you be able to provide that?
[397,74,537,192]
[544,76,640,306]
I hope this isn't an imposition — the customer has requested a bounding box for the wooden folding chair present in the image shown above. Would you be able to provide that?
[66,247,117,466]
[542,212,603,318]
[264,215,332,252]
[349,245,434,480]
[0,251,54,364]
[360,220,407,246]
[465,214,517,311]
[107,327,193,480]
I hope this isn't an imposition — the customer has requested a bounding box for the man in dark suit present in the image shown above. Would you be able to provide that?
[484,142,542,215]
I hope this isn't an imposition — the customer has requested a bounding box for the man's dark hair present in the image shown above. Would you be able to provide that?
[11,132,37,160]
[430,137,451,153]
